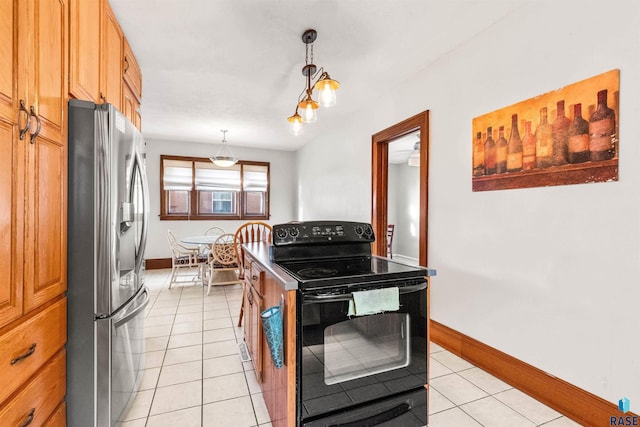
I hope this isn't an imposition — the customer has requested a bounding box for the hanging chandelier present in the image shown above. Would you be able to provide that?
[408,135,420,167]
[210,129,237,167]
[287,29,340,136]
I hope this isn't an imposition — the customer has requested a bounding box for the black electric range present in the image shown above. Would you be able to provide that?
[270,221,435,427]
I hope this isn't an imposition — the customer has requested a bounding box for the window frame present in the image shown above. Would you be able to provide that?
[160,155,270,221]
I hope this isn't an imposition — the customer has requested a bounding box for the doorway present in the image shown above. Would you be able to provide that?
[371,111,429,266]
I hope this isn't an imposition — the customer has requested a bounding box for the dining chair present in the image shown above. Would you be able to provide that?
[206,233,242,295]
[167,230,207,288]
[204,226,225,238]
[234,221,273,326]
[200,226,226,273]
[386,224,395,259]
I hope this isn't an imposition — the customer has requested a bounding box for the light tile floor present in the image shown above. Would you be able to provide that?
[123,268,583,427]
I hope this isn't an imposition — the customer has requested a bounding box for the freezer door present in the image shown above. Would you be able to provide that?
[96,286,150,427]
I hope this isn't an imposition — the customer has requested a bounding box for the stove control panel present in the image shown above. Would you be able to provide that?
[273,221,375,246]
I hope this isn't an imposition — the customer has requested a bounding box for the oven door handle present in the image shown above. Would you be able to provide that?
[305,281,427,303]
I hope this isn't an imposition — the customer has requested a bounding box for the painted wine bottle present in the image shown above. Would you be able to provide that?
[535,107,552,168]
[506,114,523,173]
[522,121,536,171]
[551,100,570,166]
[484,126,496,175]
[495,126,508,174]
[473,131,485,176]
[567,103,589,163]
[589,89,616,161]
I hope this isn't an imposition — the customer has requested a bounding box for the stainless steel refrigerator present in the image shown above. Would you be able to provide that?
[67,99,150,427]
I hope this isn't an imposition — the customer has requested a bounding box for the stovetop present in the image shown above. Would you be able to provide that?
[276,255,429,290]
[270,221,433,290]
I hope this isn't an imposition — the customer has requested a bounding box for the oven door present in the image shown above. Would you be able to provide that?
[298,278,428,425]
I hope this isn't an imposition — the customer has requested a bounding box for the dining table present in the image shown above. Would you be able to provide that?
[180,235,219,247]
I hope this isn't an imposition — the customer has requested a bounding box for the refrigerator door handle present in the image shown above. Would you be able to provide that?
[133,145,150,275]
[114,287,150,329]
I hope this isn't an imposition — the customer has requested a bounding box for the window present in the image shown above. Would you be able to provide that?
[160,155,270,220]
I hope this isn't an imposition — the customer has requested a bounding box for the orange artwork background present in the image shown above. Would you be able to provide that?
[472,69,619,192]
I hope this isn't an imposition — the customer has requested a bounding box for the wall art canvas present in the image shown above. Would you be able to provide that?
[472,69,619,192]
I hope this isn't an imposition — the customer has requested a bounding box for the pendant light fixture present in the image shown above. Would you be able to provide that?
[408,135,421,167]
[287,29,340,135]
[210,129,237,167]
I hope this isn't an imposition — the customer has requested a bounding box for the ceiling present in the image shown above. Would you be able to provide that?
[109,0,518,152]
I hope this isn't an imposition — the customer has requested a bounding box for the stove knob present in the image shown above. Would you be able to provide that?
[289,227,300,238]
[354,225,364,235]
[364,225,373,238]
[276,228,288,240]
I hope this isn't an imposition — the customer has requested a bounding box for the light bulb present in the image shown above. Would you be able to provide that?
[302,103,317,123]
[288,114,304,136]
[318,81,336,107]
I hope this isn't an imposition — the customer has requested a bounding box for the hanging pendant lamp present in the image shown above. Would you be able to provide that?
[210,129,237,167]
[287,29,340,135]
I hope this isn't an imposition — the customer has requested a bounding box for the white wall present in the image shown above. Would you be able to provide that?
[297,1,640,406]
[388,163,420,261]
[144,138,297,259]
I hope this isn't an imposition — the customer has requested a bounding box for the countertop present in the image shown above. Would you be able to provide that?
[242,242,300,290]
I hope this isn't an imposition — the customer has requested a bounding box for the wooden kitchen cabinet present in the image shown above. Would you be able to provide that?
[0,0,68,423]
[100,0,123,109]
[70,1,143,128]
[122,37,142,130]
[0,0,68,326]
[0,0,23,326]
[69,0,101,102]
[244,260,264,381]
[122,83,141,130]
[243,250,296,427]
[20,0,68,314]
[123,37,142,102]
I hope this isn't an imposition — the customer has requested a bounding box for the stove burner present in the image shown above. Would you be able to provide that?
[296,267,338,279]
[345,263,372,275]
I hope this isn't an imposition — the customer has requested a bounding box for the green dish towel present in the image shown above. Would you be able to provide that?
[348,287,400,316]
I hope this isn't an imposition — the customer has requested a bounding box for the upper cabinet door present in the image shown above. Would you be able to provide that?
[100,1,123,110]
[22,0,68,313]
[0,1,23,328]
[123,37,142,102]
[29,0,68,143]
[69,0,101,102]
[0,0,18,121]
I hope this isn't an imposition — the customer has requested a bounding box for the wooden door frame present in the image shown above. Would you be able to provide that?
[371,111,429,266]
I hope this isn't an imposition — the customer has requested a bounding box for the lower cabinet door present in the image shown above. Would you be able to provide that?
[247,286,263,382]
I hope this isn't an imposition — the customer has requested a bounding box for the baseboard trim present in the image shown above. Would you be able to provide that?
[431,320,634,426]
[145,258,171,270]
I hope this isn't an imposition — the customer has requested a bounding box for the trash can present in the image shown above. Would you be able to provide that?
[261,305,284,368]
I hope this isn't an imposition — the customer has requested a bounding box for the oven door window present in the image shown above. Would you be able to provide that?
[322,312,410,385]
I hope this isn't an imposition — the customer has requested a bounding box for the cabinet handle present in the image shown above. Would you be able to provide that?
[28,106,40,144]
[247,290,253,305]
[11,343,37,365]
[19,408,35,427]
[100,92,107,103]
[252,275,258,281]
[18,100,30,140]
[124,57,130,72]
